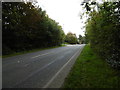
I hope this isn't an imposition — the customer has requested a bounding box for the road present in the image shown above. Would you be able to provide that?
[3,44,85,88]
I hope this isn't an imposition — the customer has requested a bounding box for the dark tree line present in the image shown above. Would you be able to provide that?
[82,1,120,69]
[2,2,65,55]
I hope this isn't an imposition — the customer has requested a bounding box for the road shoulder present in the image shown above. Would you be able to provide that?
[43,45,85,88]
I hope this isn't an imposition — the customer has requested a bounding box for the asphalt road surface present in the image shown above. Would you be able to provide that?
[3,44,85,88]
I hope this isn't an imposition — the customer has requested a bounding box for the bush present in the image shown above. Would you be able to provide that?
[85,2,120,69]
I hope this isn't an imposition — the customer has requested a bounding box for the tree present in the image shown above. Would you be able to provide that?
[82,1,120,69]
[65,32,78,44]
[78,35,82,44]
[2,2,65,55]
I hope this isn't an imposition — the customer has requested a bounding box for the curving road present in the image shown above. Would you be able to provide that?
[3,44,85,88]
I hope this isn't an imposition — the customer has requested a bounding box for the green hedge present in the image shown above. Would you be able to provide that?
[85,2,120,69]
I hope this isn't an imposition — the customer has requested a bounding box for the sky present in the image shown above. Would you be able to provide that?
[37,0,86,37]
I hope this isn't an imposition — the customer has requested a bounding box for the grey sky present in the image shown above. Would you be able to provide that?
[37,0,86,37]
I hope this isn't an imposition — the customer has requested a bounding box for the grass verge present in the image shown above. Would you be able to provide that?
[62,44,120,88]
[2,45,66,58]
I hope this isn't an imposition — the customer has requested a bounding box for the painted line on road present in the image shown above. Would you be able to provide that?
[31,52,51,59]
[31,48,71,59]
[43,48,81,88]
[13,59,57,88]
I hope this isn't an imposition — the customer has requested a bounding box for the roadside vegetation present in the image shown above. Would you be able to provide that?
[65,32,78,44]
[2,1,65,55]
[63,1,120,88]
[83,1,120,69]
[63,45,120,88]
[64,32,87,44]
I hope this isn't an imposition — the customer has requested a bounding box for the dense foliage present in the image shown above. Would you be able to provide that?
[65,32,78,44]
[78,35,87,44]
[84,1,120,69]
[2,2,65,55]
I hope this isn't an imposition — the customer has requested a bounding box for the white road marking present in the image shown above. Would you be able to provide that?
[31,52,51,59]
[43,48,81,88]
[13,59,57,87]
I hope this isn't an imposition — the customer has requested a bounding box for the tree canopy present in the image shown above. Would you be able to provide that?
[2,2,65,55]
[65,32,78,44]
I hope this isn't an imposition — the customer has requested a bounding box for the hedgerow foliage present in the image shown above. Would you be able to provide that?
[84,1,120,69]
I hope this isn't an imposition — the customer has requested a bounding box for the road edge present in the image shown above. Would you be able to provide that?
[43,44,85,88]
